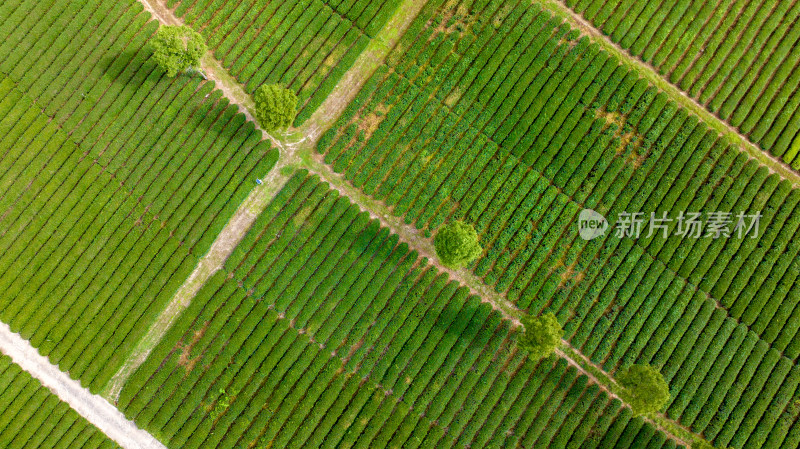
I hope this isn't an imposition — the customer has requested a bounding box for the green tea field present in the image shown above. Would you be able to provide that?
[0,0,798,448]
[562,0,800,167]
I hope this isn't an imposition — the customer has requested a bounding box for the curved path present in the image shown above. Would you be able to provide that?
[0,322,165,449]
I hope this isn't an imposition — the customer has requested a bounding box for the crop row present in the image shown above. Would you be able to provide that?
[167,0,403,126]
[119,171,681,449]
[0,0,278,392]
[564,0,800,166]
[316,0,800,447]
[0,355,118,449]
[320,0,800,352]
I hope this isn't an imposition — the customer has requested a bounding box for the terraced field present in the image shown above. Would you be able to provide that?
[562,0,800,166]
[0,355,119,449]
[0,0,277,392]
[119,171,681,449]
[317,0,800,447]
[167,0,404,125]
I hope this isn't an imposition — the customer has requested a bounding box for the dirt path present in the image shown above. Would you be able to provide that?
[114,0,701,446]
[103,167,291,400]
[539,0,800,187]
[302,150,697,447]
[0,323,165,449]
[296,0,430,140]
[106,0,430,401]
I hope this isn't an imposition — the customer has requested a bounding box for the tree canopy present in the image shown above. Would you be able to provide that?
[150,25,207,77]
[433,221,482,269]
[519,312,563,360]
[254,84,298,132]
[617,364,670,416]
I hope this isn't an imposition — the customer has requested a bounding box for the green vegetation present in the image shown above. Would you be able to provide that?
[119,171,679,449]
[692,441,732,449]
[0,0,277,393]
[317,0,800,447]
[0,355,119,449]
[254,84,298,131]
[563,0,800,167]
[165,0,405,125]
[434,221,482,268]
[520,313,564,361]
[617,364,670,416]
[150,25,206,77]
[1,0,799,447]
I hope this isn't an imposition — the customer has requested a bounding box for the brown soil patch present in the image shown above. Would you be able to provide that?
[177,321,209,372]
[357,103,390,139]
[558,260,581,288]
[427,2,473,40]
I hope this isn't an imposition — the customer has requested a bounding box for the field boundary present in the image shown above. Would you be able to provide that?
[0,322,165,449]
[110,0,708,446]
[301,148,699,447]
[539,0,800,187]
[103,0,431,401]
[102,160,292,400]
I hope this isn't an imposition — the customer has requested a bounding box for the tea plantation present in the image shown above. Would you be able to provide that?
[0,0,277,393]
[0,355,119,449]
[317,0,800,447]
[0,0,798,447]
[563,0,800,166]
[120,171,680,449]
[167,0,405,125]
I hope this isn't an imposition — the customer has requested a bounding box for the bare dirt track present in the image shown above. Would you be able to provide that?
[108,0,707,446]
[104,0,431,402]
[0,322,166,449]
[7,0,726,447]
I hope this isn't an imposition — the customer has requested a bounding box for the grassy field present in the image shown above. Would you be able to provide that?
[166,0,405,126]
[562,0,800,167]
[0,355,119,449]
[316,0,800,447]
[119,171,681,449]
[0,0,277,393]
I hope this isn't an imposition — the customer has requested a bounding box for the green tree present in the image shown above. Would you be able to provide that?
[519,313,563,360]
[617,364,670,416]
[150,25,207,77]
[433,221,482,269]
[254,84,298,131]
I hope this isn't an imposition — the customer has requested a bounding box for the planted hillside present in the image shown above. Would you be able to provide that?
[317,0,800,447]
[0,355,119,449]
[166,0,404,126]
[0,0,278,393]
[119,171,682,449]
[563,0,800,167]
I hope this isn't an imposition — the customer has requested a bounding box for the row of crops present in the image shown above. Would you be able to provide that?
[0,355,118,449]
[0,0,277,393]
[167,0,403,126]
[563,0,800,166]
[119,171,682,449]
[316,0,800,447]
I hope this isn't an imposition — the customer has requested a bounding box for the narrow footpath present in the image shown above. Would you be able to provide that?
[70,0,754,446]
[107,0,706,447]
